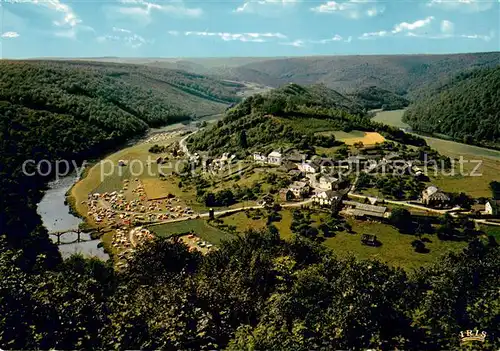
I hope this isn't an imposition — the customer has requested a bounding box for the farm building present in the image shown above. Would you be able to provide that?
[280,160,298,172]
[288,169,304,179]
[312,190,345,207]
[485,199,500,216]
[343,200,389,219]
[361,234,379,246]
[279,188,294,202]
[308,174,339,191]
[285,150,307,163]
[422,186,451,207]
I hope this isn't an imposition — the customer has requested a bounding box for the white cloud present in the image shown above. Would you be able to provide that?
[310,34,344,43]
[113,27,132,34]
[235,0,298,15]
[111,0,202,24]
[97,30,152,48]
[392,16,434,33]
[460,31,495,41]
[359,30,389,39]
[168,30,180,36]
[440,20,454,34]
[1,31,20,38]
[31,0,82,27]
[53,25,94,40]
[360,16,435,39]
[174,30,287,42]
[360,17,494,42]
[281,39,305,47]
[19,0,92,38]
[311,0,385,19]
[426,0,494,13]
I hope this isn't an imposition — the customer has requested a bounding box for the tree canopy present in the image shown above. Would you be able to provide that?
[403,66,500,147]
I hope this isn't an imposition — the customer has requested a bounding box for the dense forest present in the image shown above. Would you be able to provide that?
[189,83,425,156]
[0,60,240,268]
[1,228,499,350]
[96,52,500,97]
[194,52,500,96]
[347,86,409,111]
[403,66,500,147]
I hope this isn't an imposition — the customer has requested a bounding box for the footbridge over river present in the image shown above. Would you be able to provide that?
[49,228,103,245]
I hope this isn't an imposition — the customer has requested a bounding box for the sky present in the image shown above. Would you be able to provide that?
[0,0,499,58]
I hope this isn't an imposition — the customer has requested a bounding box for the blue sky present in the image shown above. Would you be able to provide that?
[1,0,499,58]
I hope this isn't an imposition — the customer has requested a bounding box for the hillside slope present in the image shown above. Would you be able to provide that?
[189,83,424,156]
[402,66,500,146]
[212,52,500,96]
[0,60,240,265]
[347,86,409,111]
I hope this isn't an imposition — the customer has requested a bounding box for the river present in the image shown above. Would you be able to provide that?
[37,174,109,260]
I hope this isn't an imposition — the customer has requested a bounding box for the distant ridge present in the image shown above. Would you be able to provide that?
[46,52,500,96]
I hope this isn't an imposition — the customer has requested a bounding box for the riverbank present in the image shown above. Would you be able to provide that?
[37,174,109,260]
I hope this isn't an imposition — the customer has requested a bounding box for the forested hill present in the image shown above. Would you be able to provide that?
[347,86,409,111]
[1,60,242,122]
[209,52,500,96]
[403,66,500,147]
[0,60,240,268]
[189,83,424,156]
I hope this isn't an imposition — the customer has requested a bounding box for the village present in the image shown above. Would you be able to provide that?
[74,127,500,268]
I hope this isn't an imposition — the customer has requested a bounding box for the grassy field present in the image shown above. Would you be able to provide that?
[372,109,411,129]
[220,209,467,270]
[149,219,233,245]
[323,219,467,270]
[280,117,338,134]
[220,209,324,240]
[373,109,500,198]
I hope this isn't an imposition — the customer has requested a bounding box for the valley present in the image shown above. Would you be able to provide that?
[67,82,500,271]
[2,53,499,350]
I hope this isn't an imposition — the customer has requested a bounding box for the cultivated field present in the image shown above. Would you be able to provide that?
[332,131,386,146]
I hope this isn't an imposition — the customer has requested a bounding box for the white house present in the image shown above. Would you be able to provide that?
[485,200,500,216]
[312,190,343,207]
[306,174,338,190]
[268,151,283,166]
[297,161,320,174]
[289,181,310,199]
[253,153,268,163]
[318,176,338,190]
